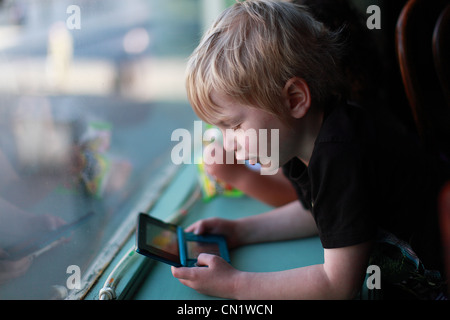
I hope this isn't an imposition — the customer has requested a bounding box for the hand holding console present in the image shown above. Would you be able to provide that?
[135,213,230,267]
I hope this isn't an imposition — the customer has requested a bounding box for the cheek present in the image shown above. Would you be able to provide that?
[239,131,259,154]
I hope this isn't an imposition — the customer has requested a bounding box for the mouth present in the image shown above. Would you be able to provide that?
[247,157,258,165]
[241,155,279,175]
[234,151,257,164]
[236,152,273,168]
[248,156,274,169]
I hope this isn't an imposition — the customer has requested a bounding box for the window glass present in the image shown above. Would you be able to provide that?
[0,0,214,299]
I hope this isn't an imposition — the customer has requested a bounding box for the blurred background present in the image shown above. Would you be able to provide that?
[0,0,232,299]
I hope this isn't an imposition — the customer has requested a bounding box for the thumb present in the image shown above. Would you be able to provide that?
[195,253,216,267]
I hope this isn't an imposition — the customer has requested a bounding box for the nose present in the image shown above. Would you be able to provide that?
[222,129,239,153]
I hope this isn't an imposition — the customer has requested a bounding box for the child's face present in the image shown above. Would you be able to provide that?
[210,91,299,171]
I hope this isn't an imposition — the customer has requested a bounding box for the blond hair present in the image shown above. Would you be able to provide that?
[186,0,347,124]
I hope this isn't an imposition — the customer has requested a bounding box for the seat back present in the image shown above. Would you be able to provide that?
[439,182,450,296]
[433,4,450,109]
[396,0,450,158]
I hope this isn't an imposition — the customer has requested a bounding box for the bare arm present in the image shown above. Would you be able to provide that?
[172,241,371,300]
[232,242,371,299]
[177,199,372,299]
[203,145,297,207]
[235,199,317,245]
[186,199,318,248]
[227,167,298,207]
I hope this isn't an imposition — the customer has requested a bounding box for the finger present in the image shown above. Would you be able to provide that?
[184,222,200,234]
[194,223,207,235]
[186,220,210,235]
[196,253,216,267]
[178,278,192,288]
[171,266,193,280]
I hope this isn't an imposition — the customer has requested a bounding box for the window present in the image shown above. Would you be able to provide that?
[0,0,225,299]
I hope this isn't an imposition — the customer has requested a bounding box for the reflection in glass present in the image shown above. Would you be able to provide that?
[0,0,205,299]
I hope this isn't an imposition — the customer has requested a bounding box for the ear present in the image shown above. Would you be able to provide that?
[282,77,311,119]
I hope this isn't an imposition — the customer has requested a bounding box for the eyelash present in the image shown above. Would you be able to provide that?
[231,124,241,130]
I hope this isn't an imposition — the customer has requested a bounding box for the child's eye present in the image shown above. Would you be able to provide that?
[232,124,241,130]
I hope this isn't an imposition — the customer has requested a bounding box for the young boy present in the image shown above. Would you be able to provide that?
[171,0,448,299]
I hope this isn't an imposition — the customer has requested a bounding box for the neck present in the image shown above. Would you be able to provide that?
[294,108,324,166]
